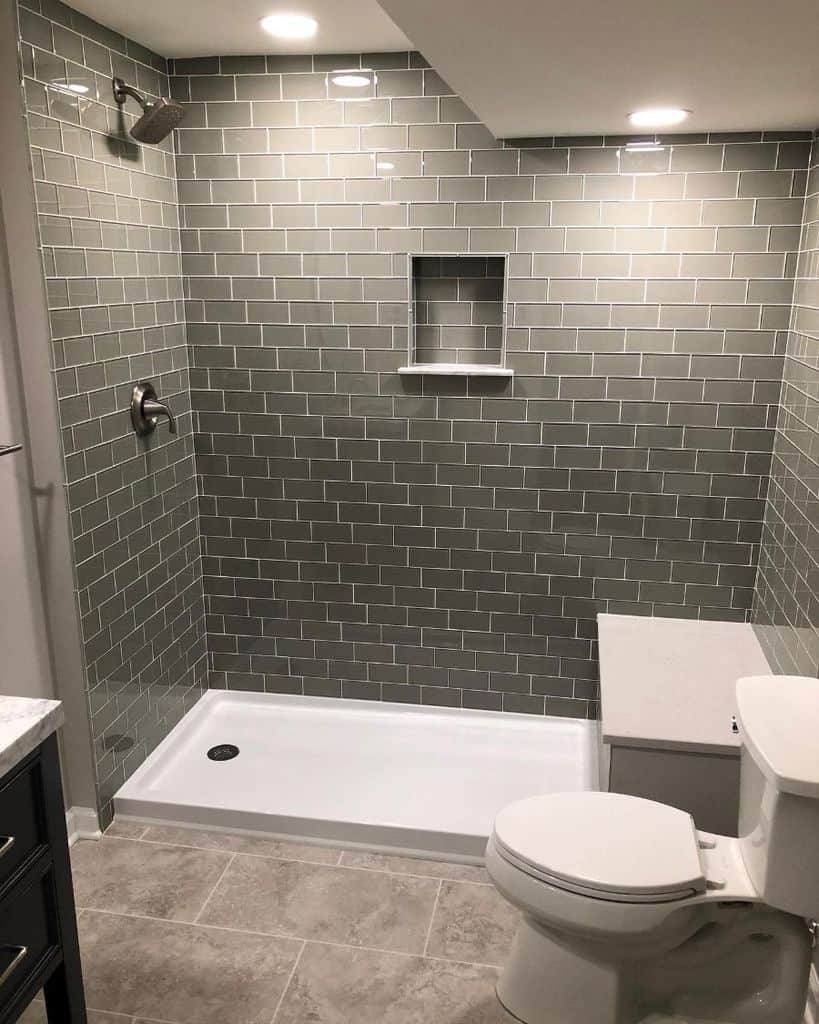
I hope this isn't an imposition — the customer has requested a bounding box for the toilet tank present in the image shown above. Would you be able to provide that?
[736,675,819,919]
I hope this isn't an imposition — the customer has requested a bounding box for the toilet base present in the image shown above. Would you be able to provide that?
[496,910,811,1024]
[496,915,641,1024]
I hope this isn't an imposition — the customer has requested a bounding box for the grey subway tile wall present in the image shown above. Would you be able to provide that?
[753,137,819,676]
[18,0,207,821]
[170,54,811,717]
[15,0,818,807]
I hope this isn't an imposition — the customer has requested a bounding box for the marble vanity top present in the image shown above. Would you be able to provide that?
[0,695,63,779]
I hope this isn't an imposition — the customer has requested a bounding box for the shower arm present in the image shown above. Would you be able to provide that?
[112,77,150,111]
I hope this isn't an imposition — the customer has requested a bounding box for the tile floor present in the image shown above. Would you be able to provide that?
[20,820,521,1024]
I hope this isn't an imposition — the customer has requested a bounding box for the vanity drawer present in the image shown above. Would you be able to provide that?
[0,760,45,890]
[0,865,59,1015]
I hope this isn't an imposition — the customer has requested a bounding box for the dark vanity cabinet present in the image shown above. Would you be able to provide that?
[0,734,86,1023]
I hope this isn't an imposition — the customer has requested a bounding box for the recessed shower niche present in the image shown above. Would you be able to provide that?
[400,253,513,377]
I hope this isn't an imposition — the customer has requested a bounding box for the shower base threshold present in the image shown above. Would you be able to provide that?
[114,690,597,860]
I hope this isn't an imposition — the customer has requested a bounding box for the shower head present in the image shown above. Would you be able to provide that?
[112,76,185,144]
[130,96,186,144]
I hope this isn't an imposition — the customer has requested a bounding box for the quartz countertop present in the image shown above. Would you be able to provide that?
[597,614,772,755]
[0,695,63,779]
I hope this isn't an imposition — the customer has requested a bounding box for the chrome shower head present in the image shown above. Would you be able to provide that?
[112,76,185,144]
[130,96,186,143]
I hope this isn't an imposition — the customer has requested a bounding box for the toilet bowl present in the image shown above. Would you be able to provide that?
[485,675,819,1024]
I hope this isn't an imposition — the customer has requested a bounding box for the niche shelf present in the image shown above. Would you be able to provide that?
[400,253,512,377]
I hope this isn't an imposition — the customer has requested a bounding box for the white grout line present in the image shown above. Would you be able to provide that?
[79,905,505,970]
[421,878,443,957]
[335,858,491,885]
[192,851,236,924]
[423,951,504,971]
[101,1014,175,1024]
[269,940,306,1024]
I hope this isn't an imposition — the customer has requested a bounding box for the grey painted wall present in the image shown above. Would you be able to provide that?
[0,209,58,702]
[18,0,207,822]
[0,0,57,705]
[170,53,809,717]
[1,0,96,811]
[753,136,819,677]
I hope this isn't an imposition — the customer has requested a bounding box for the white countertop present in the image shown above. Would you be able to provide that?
[597,614,771,755]
[0,696,63,779]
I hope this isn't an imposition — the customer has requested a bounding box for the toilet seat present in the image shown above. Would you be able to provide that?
[493,792,707,904]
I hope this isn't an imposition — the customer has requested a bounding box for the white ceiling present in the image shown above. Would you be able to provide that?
[66,0,411,57]
[378,0,819,137]
[68,0,819,138]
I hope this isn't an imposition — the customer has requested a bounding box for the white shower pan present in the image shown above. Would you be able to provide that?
[115,691,597,859]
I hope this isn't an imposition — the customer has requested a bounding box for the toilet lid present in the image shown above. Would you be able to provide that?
[493,792,706,901]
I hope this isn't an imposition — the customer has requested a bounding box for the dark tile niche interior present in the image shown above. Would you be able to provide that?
[412,255,506,367]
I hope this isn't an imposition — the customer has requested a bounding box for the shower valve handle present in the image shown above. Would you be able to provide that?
[131,381,177,436]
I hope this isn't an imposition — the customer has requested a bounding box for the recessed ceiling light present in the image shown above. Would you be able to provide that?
[331,72,371,88]
[260,12,318,39]
[629,107,689,128]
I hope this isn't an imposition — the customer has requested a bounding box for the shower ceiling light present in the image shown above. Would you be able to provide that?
[331,72,372,88]
[629,107,690,128]
[260,12,318,39]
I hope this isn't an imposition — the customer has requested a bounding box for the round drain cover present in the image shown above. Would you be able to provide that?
[207,743,239,761]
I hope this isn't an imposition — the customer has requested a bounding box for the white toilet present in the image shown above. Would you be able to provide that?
[485,674,819,1024]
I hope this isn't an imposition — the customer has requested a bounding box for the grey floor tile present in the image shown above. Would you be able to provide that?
[104,820,148,840]
[425,880,520,967]
[79,909,301,1024]
[70,836,232,921]
[140,824,341,864]
[18,1003,132,1023]
[199,854,439,953]
[16,1003,47,1024]
[274,941,513,1024]
[340,849,490,883]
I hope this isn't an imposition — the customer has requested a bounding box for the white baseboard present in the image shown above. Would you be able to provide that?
[65,805,101,846]
[806,963,818,1024]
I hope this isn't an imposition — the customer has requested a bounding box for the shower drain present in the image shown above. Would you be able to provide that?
[207,743,240,761]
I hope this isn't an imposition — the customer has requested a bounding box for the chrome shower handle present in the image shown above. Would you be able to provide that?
[142,397,177,434]
[131,381,177,436]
